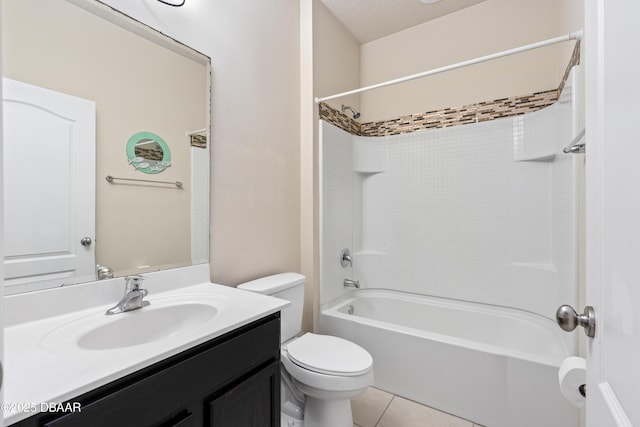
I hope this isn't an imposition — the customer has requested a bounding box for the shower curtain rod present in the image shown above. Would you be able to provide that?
[314,31,582,104]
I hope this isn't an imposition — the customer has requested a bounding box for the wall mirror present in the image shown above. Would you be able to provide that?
[2,0,211,295]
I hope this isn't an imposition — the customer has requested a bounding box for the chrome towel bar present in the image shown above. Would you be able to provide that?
[105,175,183,188]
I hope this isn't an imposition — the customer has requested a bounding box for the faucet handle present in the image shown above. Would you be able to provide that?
[125,275,145,291]
[340,248,352,268]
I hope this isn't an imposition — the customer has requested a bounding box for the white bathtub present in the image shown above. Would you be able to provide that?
[319,289,579,427]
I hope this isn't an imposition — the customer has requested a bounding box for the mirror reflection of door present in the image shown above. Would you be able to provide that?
[2,78,96,294]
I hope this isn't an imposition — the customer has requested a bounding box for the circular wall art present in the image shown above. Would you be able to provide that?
[126,131,172,174]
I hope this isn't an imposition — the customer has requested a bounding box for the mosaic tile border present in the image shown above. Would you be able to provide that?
[319,103,361,135]
[321,41,581,137]
[558,40,581,97]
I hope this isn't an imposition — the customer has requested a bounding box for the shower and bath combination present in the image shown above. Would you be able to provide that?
[341,104,360,119]
[317,32,583,427]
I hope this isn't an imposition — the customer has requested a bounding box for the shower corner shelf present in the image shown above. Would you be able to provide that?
[353,168,386,174]
[354,250,387,256]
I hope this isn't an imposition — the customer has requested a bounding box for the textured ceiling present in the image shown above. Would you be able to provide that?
[320,0,489,43]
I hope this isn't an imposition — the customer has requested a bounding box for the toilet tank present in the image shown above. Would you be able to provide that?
[237,273,306,342]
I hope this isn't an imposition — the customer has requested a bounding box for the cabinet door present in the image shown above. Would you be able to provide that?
[210,361,280,427]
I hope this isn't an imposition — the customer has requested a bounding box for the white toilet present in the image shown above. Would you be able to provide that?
[238,272,373,427]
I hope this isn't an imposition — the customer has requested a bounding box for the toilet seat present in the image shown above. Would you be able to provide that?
[285,333,373,376]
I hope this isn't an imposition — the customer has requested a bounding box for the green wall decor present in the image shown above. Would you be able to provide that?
[126,131,171,174]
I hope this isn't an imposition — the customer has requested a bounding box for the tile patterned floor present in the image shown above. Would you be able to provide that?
[351,387,485,427]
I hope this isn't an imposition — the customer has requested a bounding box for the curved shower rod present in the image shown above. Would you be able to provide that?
[314,31,582,104]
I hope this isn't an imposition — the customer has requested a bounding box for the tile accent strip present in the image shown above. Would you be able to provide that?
[557,41,581,97]
[359,89,559,136]
[319,102,361,135]
[321,41,581,137]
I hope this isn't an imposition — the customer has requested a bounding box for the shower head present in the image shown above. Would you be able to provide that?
[341,104,361,119]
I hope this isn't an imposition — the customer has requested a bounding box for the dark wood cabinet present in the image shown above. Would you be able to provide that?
[209,360,280,427]
[13,313,281,427]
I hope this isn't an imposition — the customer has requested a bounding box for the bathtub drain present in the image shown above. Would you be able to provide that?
[347,304,354,315]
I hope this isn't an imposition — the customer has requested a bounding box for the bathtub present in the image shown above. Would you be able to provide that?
[319,289,579,427]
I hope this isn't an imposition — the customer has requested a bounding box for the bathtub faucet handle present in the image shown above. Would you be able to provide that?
[340,248,352,268]
[343,278,360,288]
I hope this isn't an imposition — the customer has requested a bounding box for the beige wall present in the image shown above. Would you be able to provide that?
[198,1,302,289]
[305,0,361,329]
[2,0,207,275]
[93,0,302,306]
[313,1,361,114]
[360,0,582,122]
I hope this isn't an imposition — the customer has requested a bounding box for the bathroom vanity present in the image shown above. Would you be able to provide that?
[3,266,288,427]
[12,314,280,427]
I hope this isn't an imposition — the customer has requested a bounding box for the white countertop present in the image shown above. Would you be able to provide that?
[3,265,288,425]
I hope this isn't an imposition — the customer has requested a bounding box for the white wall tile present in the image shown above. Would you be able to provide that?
[321,70,579,323]
[320,121,354,305]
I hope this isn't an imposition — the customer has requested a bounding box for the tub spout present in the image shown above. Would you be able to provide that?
[344,278,360,288]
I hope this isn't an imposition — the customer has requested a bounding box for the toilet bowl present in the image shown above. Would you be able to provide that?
[237,273,373,427]
[282,333,373,427]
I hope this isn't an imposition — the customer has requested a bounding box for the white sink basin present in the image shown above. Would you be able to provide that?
[78,303,217,350]
[40,296,220,352]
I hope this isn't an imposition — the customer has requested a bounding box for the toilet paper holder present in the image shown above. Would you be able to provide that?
[558,356,587,407]
[579,384,586,397]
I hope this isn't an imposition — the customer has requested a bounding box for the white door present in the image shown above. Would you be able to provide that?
[2,78,96,294]
[0,45,5,422]
[585,1,640,425]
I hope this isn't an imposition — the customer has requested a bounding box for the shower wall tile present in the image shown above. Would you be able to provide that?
[320,121,354,306]
[549,69,579,353]
[320,66,580,319]
[362,119,511,299]
[353,137,387,172]
[320,46,581,318]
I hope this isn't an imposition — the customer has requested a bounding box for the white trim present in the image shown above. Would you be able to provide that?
[598,382,633,427]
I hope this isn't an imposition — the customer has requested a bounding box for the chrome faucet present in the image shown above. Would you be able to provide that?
[106,275,150,315]
[343,278,360,288]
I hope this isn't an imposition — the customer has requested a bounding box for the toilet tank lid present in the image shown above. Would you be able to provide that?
[237,272,306,294]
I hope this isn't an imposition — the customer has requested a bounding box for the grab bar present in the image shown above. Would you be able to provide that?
[563,128,585,154]
[105,175,183,188]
